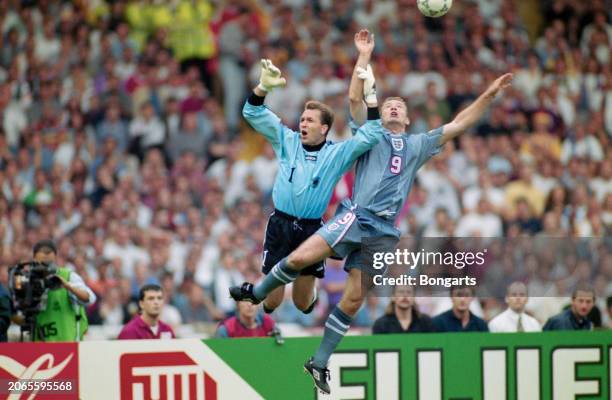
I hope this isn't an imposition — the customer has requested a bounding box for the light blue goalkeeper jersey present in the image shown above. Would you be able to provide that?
[243,101,383,219]
[349,121,444,222]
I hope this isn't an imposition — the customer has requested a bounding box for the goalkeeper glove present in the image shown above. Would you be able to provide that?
[356,64,377,105]
[257,59,287,92]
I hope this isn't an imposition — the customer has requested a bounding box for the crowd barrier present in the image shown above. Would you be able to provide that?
[0,331,610,399]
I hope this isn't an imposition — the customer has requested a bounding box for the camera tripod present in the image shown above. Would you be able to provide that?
[19,311,38,342]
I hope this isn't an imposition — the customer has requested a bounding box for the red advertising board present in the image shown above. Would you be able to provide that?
[0,343,78,400]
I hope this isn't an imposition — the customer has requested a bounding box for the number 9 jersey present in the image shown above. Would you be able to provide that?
[316,123,445,274]
[351,124,445,222]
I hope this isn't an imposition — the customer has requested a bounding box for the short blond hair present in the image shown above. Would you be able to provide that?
[382,96,408,109]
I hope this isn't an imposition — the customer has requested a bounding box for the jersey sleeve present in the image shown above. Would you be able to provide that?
[334,118,383,172]
[415,126,444,168]
[68,271,97,306]
[242,100,296,155]
[348,118,360,136]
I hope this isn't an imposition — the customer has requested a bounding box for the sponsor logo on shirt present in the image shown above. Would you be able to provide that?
[305,155,317,162]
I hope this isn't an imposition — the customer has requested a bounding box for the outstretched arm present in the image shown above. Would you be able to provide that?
[349,29,375,125]
[243,59,291,149]
[440,73,513,145]
[336,53,381,168]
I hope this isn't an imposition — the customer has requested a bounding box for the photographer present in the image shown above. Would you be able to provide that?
[29,240,96,341]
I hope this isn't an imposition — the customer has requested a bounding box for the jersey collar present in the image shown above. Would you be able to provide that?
[302,141,326,152]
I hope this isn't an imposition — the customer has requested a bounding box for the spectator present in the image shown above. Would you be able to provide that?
[213,252,246,315]
[372,286,435,334]
[354,293,386,328]
[422,208,453,237]
[89,286,130,327]
[103,224,150,279]
[180,284,223,324]
[505,164,546,218]
[461,170,506,213]
[321,259,346,312]
[250,143,278,197]
[128,102,166,161]
[606,296,612,330]
[510,198,543,235]
[489,282,542,333]
[159,272,186,329]
[216,300,276,338]
[96,104,129,152]
[118,284,175,340]
[454,198,503,237]
[543,285,595,331]
[166,111,211,164]
[0,264,10,342]
[432,286,489,332]
[273,285,317,328]
[560,124,604,164]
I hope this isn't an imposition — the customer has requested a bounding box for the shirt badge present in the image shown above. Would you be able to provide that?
[391,137,404,151]
[327,223,340,232]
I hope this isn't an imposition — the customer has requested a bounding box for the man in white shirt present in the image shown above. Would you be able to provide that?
[128,102,166,158]
[455,198,503,237]
[103,224,150,279]
[489,281,541,333]
[560,124,604,165]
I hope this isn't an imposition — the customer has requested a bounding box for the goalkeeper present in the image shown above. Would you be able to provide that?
[242,33,381,315]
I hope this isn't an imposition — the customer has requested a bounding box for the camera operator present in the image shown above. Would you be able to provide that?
[28,240,96,341]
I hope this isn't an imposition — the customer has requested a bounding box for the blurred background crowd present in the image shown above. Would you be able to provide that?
[0,0,610,338]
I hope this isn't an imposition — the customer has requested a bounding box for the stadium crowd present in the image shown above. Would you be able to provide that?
[0,0,610,338]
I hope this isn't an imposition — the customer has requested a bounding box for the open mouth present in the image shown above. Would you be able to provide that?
[301,130,308,137]
[391,111,398,117]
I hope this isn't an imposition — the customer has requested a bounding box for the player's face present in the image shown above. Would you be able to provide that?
[140,290,163,318]
[393,286,415,310]
[299,109,327,146]
[381,99,410,128]
[506,285,528,313]
[571,291,594,318]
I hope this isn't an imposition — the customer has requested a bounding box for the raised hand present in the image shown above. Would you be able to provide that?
[487,73,513,97]
[356,64,377,106]
[354,29,375,56]
[258,59,287,92]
